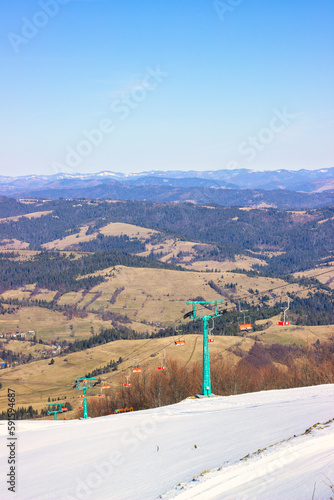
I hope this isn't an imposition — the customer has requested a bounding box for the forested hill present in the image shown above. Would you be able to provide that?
[5,185,334,209]
[0,197,333,276]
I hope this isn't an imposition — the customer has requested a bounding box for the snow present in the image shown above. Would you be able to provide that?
[96,171,118,177]
[0,385,333,500]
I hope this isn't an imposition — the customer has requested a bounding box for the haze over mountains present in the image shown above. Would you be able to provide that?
[1,167,333,209]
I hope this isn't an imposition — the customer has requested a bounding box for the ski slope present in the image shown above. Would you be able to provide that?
[0,384,333,500]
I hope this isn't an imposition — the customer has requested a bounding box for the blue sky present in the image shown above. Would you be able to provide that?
[1,0,333,176]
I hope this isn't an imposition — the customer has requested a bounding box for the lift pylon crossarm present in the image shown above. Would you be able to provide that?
[187,300,224,320]
[74,377,95,388]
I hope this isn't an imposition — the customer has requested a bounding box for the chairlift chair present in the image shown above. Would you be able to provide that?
[132,358,142,372]
[174,325,185,345]
[208,317,215,342]
[123,372,131,387]
[277,298,290,326]
[158,349,166,370]
[238,302,252,331]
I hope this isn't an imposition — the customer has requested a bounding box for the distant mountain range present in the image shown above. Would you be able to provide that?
[0,167,333,209]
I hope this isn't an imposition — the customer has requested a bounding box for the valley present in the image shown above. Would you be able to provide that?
[0,196,333,420]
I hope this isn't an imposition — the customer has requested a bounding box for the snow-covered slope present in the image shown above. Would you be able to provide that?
[0,385,333,500]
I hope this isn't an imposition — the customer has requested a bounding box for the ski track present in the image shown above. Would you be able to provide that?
[0,384,333,500]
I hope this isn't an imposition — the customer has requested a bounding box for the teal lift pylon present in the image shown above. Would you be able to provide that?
[74,377,95,419]
[46,403,67,420]
[187,300,224,397]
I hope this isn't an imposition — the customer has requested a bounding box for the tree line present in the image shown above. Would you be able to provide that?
[85,338,334,417]
[0,248,182,293]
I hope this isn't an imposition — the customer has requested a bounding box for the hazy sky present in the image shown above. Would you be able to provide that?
[1,0,333,176]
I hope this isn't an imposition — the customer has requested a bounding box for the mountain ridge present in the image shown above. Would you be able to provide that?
[1,167,333,209]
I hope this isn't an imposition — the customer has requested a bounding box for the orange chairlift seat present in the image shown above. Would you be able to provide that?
[239,323,253,331]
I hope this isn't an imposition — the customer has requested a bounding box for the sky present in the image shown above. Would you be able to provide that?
[1,0,334,177]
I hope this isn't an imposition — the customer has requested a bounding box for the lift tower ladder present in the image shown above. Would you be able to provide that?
[187,300,224,397]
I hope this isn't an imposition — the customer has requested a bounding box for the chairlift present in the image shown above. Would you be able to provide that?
[158,349,166,370]
[174,325,185,345]
[98,379,110,397]
[238,302,252,332]
[208,317,215,343]
[132,358,142,373]
[277,297,290,326]
[123,371,131,387]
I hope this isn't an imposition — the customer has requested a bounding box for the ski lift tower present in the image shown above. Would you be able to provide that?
[46,403,67,420]
[74,377,95,419]
[187,300,224,397]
